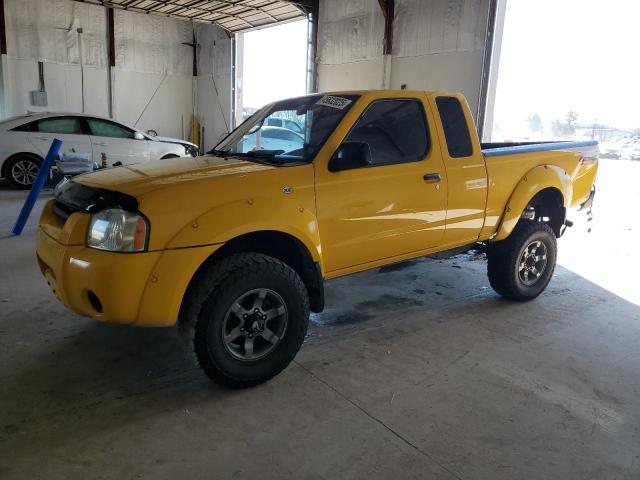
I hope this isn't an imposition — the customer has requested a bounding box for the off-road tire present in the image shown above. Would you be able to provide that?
[5,154,42,189]
[487,221,557,301]
[184,253,309,388]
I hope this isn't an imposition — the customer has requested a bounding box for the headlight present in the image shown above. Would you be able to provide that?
[87,209,149,252]
[185,145,198,157]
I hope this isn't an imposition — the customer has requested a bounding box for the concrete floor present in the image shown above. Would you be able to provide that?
[1,160,640,479]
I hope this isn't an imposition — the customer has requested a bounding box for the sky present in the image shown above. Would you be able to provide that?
[492,0,640,139]
[241,19,309,110]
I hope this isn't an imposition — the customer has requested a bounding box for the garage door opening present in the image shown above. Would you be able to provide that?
[483,0,640,306]
[486,0,640,146]
[234,19,310,126]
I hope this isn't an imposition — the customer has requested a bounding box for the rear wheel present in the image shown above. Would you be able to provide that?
[6,155,42,189]
[487,221,557,301]
[187,253,309,388]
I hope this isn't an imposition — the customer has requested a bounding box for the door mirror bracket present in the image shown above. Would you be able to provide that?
[328,142,372,172]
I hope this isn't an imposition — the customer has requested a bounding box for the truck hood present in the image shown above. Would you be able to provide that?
[74,155,275,197]
[59,153,316,251]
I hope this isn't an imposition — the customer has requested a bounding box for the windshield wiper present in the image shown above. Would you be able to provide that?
[230,150,289,166]
[243,149,285,158]
[207,148,232,157]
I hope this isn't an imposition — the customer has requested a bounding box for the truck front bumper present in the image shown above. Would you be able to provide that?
[36,201,221,326]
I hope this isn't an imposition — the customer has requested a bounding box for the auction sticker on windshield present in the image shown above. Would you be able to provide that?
[316,95,352,109]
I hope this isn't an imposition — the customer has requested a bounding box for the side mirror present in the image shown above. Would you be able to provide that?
[146,129,158,137]
[328,142,372,172]
[134,132,146,140]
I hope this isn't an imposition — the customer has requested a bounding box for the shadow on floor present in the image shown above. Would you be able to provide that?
[2,254,640,479]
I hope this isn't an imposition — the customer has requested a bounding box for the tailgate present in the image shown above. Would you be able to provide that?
[571,156,599,208]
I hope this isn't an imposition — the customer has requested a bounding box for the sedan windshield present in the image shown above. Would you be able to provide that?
[213,94,359,163]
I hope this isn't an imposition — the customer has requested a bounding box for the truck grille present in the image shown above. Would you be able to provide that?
[52,201,74,223]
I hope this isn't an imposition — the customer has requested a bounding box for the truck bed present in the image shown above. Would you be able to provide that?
[477,139,599,239]
[481,140,598,157]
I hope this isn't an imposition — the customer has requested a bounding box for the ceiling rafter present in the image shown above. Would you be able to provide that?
[74,0,309,32]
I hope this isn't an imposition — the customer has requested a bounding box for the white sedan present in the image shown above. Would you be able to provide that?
[240,126,305,154]
[0,113,198,188]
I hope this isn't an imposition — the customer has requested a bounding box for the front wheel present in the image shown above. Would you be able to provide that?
[190,253,309,388]
[487,221,557,301]
[6,155,42,189]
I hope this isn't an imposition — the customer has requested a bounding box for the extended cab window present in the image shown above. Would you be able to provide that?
[343,99,429,167]
[435,96,473,158]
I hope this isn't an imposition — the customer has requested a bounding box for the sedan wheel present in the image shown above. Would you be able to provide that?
[7,157,41,189]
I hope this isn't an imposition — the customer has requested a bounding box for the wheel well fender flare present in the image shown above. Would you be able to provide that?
[168,198,324,313]
[494,165,572,241]
[165,197,323,264]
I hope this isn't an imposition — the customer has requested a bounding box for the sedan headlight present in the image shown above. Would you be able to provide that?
[87,209,149,252]
[185,144,198,157]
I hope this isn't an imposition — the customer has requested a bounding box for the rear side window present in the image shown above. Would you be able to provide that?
[344,99,429,167]
[436,96,473,158]
[11,120,39,132]
[38,117,84,135]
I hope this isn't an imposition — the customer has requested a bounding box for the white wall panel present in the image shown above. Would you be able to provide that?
[196,24,233,151]
[394,0,488,57]
[316,0,490,116]
[0,0,231,145]
[317,0,384,65]
[112,71,193,138]
[391,51,484,110]
[113,9,193,75]
[4,0,107,66]
[318,58,385,91]
[2,58,111,116]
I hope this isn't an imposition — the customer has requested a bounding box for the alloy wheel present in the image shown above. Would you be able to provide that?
[221,288,288,361]
[11,159,39,187]
[518,240,548,286]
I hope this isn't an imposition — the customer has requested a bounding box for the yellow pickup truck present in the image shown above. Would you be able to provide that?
[36,90,598,387]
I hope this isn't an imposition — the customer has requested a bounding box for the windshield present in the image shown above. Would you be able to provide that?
[213,94,359,163]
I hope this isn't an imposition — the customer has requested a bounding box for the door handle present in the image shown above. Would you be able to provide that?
[34,136,50,141]
[93,142,107,147]
[423,173,441,183]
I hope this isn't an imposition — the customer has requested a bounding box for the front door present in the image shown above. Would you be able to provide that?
[86,118,150,166]
[28,116,93,162]
[315,96,448,274]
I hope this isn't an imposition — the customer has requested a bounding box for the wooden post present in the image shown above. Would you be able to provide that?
[309,0,319,92]
[378,0,394,89]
